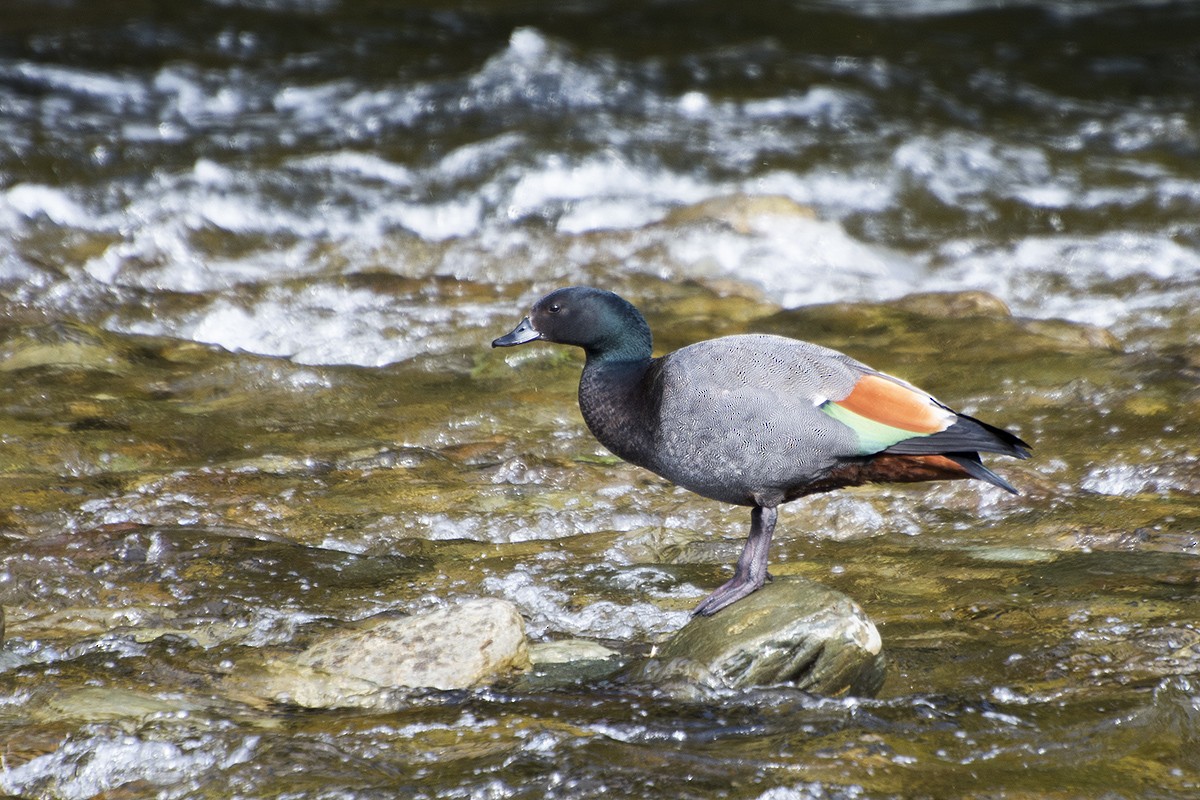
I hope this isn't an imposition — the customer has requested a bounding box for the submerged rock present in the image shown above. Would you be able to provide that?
[237,598,531,709]
[518,639,627,689]
[662,194,817,233]
[33,686,207,724]
[636,577,885,698]
[892,290,1012,319]
[529,638,620,665]
[0,322,129,373]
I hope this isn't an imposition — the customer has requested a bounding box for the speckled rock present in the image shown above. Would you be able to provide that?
[238,598,531,709]
[637,577,886,698]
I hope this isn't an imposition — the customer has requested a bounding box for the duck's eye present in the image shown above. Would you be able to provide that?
[548,303,561,314]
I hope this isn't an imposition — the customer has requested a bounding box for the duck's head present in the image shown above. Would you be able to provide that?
[492,287,652,361]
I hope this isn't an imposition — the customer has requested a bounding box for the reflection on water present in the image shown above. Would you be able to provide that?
[1,0,1198,798]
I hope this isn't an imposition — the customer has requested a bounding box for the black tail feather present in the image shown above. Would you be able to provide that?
[885,414,1032,459]
[944,452,1020,495]
[884,413,1030,494]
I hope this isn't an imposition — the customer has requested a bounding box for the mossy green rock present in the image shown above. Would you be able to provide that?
[637,577,885,698]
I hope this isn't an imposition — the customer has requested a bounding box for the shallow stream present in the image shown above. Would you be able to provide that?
[1,1,1198,797]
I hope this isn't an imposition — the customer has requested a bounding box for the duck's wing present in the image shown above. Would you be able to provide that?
[657,333,1032,484]
[655,335,1029,494]
[820,371,1031,493]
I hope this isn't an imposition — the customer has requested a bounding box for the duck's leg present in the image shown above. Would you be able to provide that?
[691,505,777,616]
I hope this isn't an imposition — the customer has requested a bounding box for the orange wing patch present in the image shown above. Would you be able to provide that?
[836,374,952,435]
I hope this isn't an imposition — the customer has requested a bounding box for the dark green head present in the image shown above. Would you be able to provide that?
[492,287,653,362]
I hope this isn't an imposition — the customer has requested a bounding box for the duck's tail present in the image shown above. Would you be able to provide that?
[883,413,1031,494]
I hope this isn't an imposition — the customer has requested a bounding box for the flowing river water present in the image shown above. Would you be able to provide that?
[1,1,1198,797]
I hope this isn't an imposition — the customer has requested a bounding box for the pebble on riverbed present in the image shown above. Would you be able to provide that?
[233,598,531,709]
[635,577,886,698]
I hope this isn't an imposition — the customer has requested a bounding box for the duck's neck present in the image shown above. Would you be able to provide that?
[577,354,658,471]
[581,312,653,365]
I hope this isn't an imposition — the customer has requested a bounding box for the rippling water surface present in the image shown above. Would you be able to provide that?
[1,0,1198,798]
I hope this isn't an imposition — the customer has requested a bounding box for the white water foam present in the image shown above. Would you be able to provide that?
[894,132,1056,209]
[2,184,99,230]
[481,567,689,639]
[1081,459,1198,496]
[3,25,1197,367]
[928,233,1200,330]
[0,732,257,800]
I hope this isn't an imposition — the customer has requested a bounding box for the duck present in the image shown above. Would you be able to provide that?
[492,287,1031,616]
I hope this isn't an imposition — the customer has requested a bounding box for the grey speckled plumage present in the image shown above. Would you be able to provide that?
[637,336,867,507]
[494,287,1031,616]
